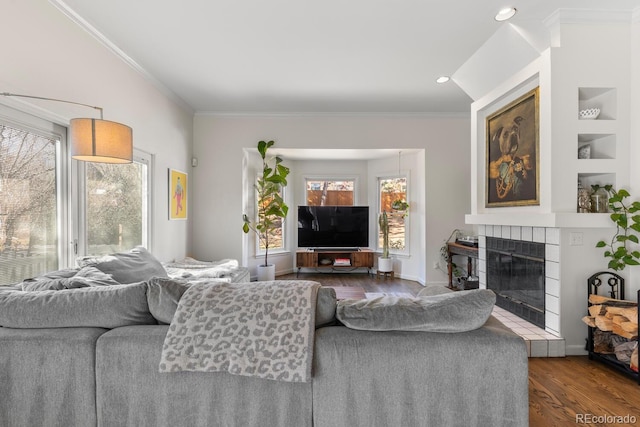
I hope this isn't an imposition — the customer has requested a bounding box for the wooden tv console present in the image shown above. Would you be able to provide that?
[296,249,373,276]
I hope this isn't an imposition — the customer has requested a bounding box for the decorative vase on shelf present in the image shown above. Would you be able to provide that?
[590,186,609,213]
[577,180,591,213]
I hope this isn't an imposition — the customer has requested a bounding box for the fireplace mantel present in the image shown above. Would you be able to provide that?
[466,213,613,229]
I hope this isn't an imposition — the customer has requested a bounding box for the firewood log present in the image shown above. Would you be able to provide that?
[619,321,639,335]
[589,294,637,307]
[589,305,604,317]
[606,306,638,322]
[595,315,614,332]
[582,315,596,328]
[612,323,637,340]
[610,314,629,325]
[593,329,615,353]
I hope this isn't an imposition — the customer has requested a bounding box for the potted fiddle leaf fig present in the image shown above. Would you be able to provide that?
[378,211,393,273]
[242,140,289,281]
[593,185,640,271]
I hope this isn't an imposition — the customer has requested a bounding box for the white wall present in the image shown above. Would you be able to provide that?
[192,114,470,284]
[1,1,193,262]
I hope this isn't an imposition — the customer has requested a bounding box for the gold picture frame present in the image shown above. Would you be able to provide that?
[486,87,540,207]
[169,168,188,220]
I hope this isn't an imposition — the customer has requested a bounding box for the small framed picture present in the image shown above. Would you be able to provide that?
[169,169,187,220]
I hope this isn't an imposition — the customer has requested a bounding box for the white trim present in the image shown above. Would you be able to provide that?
[194,111,471,118]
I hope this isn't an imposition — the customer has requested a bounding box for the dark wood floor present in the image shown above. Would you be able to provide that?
[282,272,640,427]
[279,271,423,294]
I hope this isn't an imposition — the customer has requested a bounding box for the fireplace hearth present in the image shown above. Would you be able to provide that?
[486,237,545,328]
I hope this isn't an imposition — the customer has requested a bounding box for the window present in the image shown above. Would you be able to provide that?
[257,185,285,252]
[0,122,61,285]
[306,179,354,206]
[83,152,150,256]
[0,104,152,285]
[378,176,407,252]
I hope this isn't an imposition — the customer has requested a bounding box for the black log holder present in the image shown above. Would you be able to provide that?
[585,271,639,385]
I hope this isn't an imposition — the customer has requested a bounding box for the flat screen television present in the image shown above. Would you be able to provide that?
[297,206,369,248]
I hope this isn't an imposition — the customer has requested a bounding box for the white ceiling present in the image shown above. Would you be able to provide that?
[54,0,640,115]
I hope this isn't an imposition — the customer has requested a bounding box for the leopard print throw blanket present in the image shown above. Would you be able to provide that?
[159,280,320,382]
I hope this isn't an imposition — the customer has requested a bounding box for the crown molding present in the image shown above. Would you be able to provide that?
[49,0,194,115]
[194,111,470,118]
[544,8,634,27]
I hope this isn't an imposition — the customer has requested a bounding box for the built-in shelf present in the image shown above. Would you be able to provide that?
[577,133,616,160]
[578,87,617,120]
[575,87,619,213]
[578,171,616,186]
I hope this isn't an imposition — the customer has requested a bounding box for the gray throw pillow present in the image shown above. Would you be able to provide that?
[0,282,156,329]
[336,289,496,333]
[146,277,192,324]
[19,268,80,290]
[20,266,121,291]
[76,246,168,284]
[316,287,337,327]
[146,277,337,327]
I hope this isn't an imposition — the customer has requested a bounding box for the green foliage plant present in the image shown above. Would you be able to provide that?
[391,199,409,218]
[593,185,640,271]
[242,140,289,267]
[379,211,390,258]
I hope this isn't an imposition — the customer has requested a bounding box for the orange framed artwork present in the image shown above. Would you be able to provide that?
[169,169,187,220]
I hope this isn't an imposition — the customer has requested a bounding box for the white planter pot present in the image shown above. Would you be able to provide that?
[378,257,393,273]
[257,264,275,281]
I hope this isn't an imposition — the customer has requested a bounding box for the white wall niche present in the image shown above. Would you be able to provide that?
[577,133,616,160]
[578,87,617,120]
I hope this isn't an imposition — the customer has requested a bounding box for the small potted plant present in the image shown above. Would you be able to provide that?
[391,199,409,218]
[593,185,640,271]
[242,140,289,281]
[378,211,393,273]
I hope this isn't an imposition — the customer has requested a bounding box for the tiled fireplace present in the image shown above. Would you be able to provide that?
[477,225,565,357]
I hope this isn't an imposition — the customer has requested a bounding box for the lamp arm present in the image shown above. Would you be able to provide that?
[0,92,103,119]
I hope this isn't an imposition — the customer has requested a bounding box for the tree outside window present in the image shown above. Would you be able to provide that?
[85,159,148,255]
[379,177,407,251]
[257,185,285,251]
[0,124,58,285]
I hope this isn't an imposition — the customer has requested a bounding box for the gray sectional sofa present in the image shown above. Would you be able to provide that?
[0,248,529,427]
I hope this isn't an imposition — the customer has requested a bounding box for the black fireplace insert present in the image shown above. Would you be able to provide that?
[486,237,545,328]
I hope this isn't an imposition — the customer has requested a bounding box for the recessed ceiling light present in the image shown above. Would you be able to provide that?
[436,76,450,84]
[495,7,517,22]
